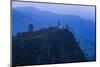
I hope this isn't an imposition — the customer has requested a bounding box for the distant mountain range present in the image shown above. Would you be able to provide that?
[12,6,96,61]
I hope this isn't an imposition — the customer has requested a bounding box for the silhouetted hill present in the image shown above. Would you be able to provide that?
[12,27,86,66]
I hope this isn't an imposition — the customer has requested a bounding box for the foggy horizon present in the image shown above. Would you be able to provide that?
[12,1,95,22]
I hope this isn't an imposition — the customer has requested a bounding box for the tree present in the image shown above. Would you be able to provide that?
[57,20,60,26]
[65,24,73,32]
[28,24,34,32]
[49,22,51,27]
[65,24,69,29]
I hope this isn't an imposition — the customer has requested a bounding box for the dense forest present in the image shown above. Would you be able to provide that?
[12,24,86,66]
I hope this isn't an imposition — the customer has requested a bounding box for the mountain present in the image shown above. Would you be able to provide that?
[12,27,86,66]
[12,6,96,61]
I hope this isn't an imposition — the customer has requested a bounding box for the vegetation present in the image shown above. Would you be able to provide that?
[28,24,34,32]
[12,23,86,66]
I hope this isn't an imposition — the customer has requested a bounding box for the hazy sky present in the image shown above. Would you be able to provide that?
[12,1,95,22]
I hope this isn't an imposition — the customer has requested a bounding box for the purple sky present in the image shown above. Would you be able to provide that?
[12,1,95,22]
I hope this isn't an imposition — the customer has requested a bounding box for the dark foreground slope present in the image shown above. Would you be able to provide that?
[12,27,86,66]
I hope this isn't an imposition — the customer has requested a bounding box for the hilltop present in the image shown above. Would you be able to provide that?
[12,26,86,66]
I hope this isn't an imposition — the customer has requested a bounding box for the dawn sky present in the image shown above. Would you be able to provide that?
[12,1,95,22]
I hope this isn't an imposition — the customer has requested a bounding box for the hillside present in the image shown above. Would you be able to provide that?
[12,27,86,66]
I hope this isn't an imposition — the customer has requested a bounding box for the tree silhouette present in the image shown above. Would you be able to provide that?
[65,24,74,32]
[65,24,69,29]
[57,20,60,27]
[49,22,51,27]
[28,24,34,32]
